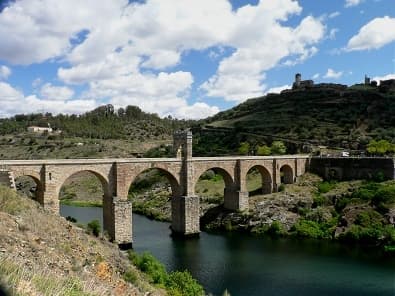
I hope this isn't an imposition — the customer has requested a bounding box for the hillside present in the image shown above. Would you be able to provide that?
[0,185,165,295]
[0,104,195,140]
[192,84,395,156]
[0,104,196,159]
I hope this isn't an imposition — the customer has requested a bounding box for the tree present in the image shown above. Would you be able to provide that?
[256,145,271,156]
[271,141,286,155]
[367,139,394,155]
[238,142,250,155]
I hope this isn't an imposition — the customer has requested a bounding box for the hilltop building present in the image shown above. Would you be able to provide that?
[292,73,314,90]
[27,126,53,134]
[379,79,395,93]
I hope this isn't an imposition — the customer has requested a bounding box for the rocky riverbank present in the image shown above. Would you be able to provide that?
[201,174,395,252]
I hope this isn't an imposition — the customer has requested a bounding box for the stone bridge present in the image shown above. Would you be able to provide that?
[0,131,309,246]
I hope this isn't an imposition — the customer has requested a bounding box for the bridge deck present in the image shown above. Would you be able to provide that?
[0,154,310,165]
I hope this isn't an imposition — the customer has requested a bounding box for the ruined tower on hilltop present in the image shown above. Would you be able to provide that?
[292,73,314,90]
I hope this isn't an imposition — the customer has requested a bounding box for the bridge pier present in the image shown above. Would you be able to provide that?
[112,197,133,247]
[171,195,200,236]
[224,187,249,211]
[43,191,59,213]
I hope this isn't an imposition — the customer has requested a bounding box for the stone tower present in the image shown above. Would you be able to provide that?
[295,73,301,87]
[172,129,199,235]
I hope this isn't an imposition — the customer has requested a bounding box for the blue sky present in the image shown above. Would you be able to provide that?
[0,0,394,118]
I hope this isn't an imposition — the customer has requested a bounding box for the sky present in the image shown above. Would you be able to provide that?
[0,0,394,119]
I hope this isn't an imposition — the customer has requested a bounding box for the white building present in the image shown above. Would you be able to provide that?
[27,126,53,133]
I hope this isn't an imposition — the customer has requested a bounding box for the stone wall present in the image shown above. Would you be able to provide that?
[310,157,395,181]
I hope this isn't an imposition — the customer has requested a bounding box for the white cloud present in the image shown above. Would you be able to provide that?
[201,7,325,101]
[0,82,24,101]
[0,0,126,65]
[40,83,74,101]
[329,28,339,40]
[345,0,363,7]
[265,85,291,94]
[0,65,11,80]
[347,16,395,51]
[171,102,220,119]
[32,78,42,88]
[324,68,343,79]
[372,73,395,84]
[0,0,325,118]
[328,11,340,18]
[0,81,95,118]
[312,73,320,79]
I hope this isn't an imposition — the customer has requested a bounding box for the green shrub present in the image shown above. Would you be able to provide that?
[87,219,100,237]
[312,194,325,207]
[166,271,205,296]
[267,221,285,237]
[278,184,285,192]
[128,251,167,285]
[317,181,336,193]
[128,251,204,295]
[123,268,138,284]
[292,219,328,239]
[355,210,382,228]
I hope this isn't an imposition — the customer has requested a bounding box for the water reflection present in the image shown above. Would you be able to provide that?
[60,205,395,296]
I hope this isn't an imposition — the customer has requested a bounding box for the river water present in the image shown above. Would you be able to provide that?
[60,205,395,296]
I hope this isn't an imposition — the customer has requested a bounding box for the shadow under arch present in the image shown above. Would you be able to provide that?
[194,167,234,207]
[14,174,44,205]
[129,167,182,199]
[280,164,294,184]
[58,170,112,236]
[246,165,272,195]
[128,167,182,233]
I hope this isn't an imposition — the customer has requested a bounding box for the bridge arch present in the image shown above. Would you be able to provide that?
[128,167,181,198]
[194,166,235,209]
[57,169,113,236]
[14,172,44,205]
[246,165,272,195]
[56,169,111,198]
[280,164,294,184]
[194,167,234,190]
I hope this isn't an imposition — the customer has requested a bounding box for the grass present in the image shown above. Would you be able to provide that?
[0,256,94,296]
[60,199,102,207]
[0,185,30,215]
[0,185,161,295]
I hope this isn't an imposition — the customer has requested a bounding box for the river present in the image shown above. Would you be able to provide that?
[60,205,395,296]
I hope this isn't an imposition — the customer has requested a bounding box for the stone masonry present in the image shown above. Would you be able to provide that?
[0,131,309,245]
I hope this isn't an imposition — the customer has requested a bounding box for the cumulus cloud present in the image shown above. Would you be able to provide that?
[324,68,343,79]
[0,81,95,118]
[345,0,363,7]
[312,73,320,79]
[264,85,291,94]
[372,73,395,84]
[201,8,325,101]
[40,83,74,101]
[347,16,395,51]
[0,65,11,80]
[0,0,325,118]
[328,11,340,18]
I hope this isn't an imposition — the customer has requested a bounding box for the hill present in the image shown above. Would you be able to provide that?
[0,104,197,159]
[192,84,395,156]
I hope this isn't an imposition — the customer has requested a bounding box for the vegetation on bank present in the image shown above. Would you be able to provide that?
[247,179,395,252]
[127,251,205,296]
